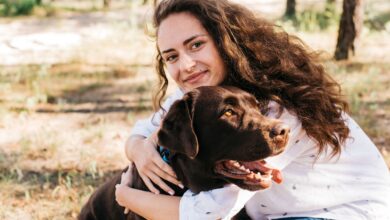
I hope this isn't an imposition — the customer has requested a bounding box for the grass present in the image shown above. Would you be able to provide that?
[0,63,139,113]
[0,63,156,219]
[0,0,143,17]
[1,1,390,218]
[0,168,118,219]
[1,59,389,220]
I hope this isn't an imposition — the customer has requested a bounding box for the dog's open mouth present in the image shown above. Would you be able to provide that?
[214,160,282,189]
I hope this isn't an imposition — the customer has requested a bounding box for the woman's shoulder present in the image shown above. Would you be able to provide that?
[160,88,185,110]
[267,101,299,125]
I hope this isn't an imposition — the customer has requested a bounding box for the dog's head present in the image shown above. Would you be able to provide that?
[158,86,289,191]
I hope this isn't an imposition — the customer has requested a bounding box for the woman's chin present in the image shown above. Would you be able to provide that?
[183,83,206,92]
[183,79,219,91]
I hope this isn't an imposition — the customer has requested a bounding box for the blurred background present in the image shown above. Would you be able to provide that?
[0,0,389,219]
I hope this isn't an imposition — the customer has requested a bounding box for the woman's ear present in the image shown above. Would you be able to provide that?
[157,92,199,159]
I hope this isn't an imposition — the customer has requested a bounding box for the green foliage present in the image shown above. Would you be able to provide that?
[365,10,390,32]
[283,1,339,32]
[0,0,38,16]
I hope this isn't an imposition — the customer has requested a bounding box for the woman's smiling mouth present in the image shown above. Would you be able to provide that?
[184,70,207,84]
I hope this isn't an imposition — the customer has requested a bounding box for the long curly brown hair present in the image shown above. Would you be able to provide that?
[152,0,349,157]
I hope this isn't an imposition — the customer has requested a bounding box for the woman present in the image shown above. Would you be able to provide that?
[115,0,390,219]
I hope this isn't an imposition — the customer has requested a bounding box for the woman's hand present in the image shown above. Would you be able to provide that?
[116,164,181,219]
[115,164,134,214]
[125,133,183,195]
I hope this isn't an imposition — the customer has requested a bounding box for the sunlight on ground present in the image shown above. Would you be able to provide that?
[1,0,390,219]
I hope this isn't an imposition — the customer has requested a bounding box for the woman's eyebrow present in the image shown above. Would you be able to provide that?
[182,34,207,46]
[161,34,207,54]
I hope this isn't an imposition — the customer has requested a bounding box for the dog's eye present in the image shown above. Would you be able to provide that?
[223,109,234,117]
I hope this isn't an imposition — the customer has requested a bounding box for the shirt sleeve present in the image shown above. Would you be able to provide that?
[130,89,184,138]
[179,184,256,220]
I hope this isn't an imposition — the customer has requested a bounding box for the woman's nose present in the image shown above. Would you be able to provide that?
[180,53,196,73]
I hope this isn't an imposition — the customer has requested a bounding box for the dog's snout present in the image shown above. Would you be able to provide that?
[268,123,289,156]
[270,124,290,139]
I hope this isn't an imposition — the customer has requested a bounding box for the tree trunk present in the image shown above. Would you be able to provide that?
[284,0,296,19]
[334,0,363,60]
[143,0,157,6]
[103,0,111,9]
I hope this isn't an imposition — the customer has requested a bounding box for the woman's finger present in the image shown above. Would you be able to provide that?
[153,156,177,178]
[139,174,160,195]
[115,184,130,214]
[151,163,183,188]
[120,164,133,185]
[120,173,125,185]
[147,171,175,195]
[121,172,130,186]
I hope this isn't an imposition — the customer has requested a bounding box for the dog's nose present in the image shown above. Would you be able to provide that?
[270,124,290,139]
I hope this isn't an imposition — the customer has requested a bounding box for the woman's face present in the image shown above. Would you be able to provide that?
[157,12,227,92]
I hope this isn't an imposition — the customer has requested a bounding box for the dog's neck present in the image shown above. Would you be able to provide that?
[172,157,226,194]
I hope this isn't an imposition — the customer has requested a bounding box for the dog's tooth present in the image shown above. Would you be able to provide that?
[255,172,262,180]
[226,160,234,169]
[233,161,240,168]
[240,166,251,174]
[264,174,272,181]
[234,169,247,175]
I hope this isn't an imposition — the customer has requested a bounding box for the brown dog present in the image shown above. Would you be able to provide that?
[79,86,289,220]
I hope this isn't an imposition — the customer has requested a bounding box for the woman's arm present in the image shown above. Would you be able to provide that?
[116,185,180,220]
[125,89,185,194]
[125,133,181,195]
[116,183,257,220]
[116,165,180,219]
[116,164,255,220]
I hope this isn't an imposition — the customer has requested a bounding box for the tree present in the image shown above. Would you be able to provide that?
[142,0,157,7]
[103,0,111,9]
[334,0,363,60]
[284,0,296,19]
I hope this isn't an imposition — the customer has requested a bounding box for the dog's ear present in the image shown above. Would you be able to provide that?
[157,92,199,159]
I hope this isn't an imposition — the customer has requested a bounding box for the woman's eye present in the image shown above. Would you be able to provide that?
[165,55,177,62]
[191,41,203,49]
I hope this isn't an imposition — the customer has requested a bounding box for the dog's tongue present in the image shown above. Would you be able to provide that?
[241,160,283,184]
[271,168,283,184]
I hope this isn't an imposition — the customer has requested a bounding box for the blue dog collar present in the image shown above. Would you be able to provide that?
[158,146,171,164]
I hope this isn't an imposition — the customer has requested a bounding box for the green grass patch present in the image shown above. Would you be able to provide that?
[0,0,39,16]
[325,61,390,143]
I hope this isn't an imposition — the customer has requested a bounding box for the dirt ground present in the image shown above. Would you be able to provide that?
[1,1,390,219]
